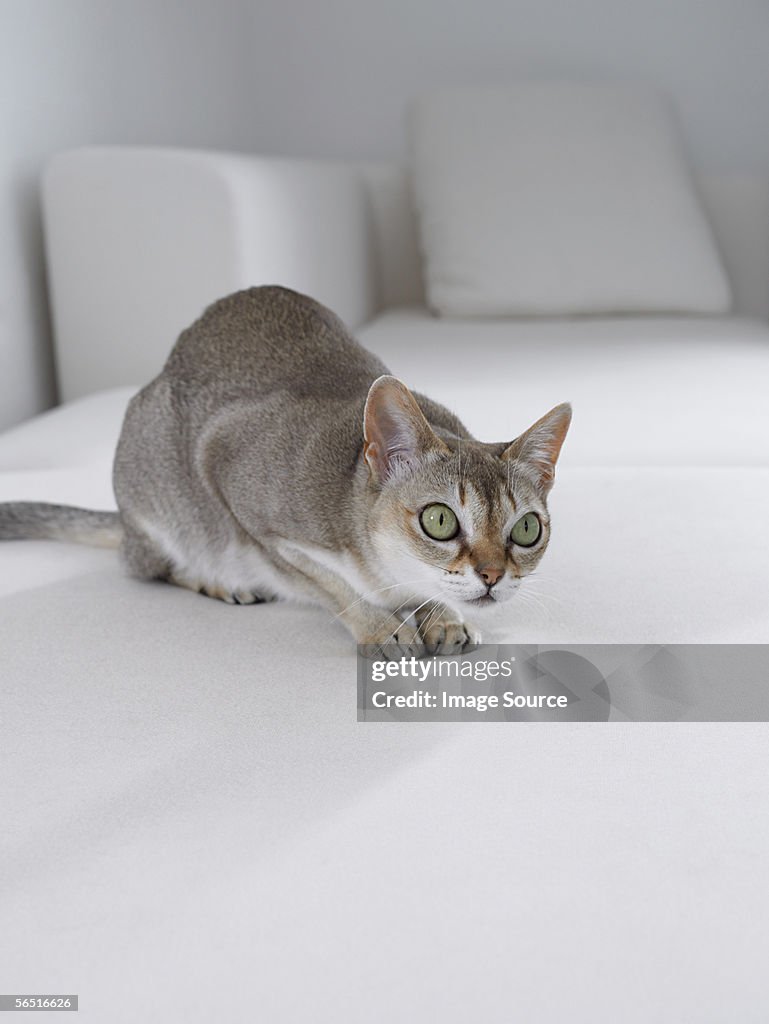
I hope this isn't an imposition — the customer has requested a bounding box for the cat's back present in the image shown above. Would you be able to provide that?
[162,285,386,400]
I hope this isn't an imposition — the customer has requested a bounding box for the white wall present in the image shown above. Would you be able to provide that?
[0,0,255,431]
[240,0,769,168]
[3,0,769,430]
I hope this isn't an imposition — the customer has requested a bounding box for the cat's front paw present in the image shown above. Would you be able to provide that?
[353,606,480,660]
[359,617,427,661]
[415,603,481,656]
[420,619,480,656]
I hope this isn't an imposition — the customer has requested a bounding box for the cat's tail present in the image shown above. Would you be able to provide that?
[0,502,123,549]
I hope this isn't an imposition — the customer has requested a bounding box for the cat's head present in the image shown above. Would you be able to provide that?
[363,376,571,612]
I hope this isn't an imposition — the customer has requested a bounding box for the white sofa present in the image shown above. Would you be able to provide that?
[1,147,768,1022]
[28,145,769,638]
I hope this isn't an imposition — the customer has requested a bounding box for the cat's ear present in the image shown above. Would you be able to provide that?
[501,403,572,493]
[363,376,447,483]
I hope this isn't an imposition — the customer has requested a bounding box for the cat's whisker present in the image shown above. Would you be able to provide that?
[391,591,433,621]
[524,581,565,602]
[419,596,445,631]
[513,588,539,617]
[409,594,442,624]
[516,586,554,623]
[527,592,551,618]
[386,584,449,624]
[331,577,433,622]
[522,575,566,610]
[332,582,407,622]
[416,594,450,638]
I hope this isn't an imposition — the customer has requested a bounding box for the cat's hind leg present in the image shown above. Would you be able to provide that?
[120,523,172,581]
[169,574,267,605]
[120,520,268,604]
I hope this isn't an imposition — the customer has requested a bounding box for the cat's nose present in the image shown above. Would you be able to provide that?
[476,565,503,588]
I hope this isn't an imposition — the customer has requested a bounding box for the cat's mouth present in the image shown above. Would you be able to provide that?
[466,593,497,607]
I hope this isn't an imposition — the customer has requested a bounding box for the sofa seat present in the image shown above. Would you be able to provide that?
[14,143,767,1022]
[358,308,769,466]
[1,389,769,1021]
[1,388,767,641]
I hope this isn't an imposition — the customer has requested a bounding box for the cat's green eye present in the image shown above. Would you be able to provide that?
[420,503,459,541]
[511,512,542,547]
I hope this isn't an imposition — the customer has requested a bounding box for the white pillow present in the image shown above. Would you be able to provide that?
[409,84,732,317]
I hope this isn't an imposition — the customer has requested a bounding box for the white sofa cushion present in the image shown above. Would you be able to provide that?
[409,84,732,317]
[357,308,769,466]
[0,388,767,643]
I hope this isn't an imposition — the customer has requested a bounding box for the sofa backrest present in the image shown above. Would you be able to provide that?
[43,147,769,404]
[359,162,769,322]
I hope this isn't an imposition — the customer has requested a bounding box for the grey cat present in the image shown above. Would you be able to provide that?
[0,286,571,654]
